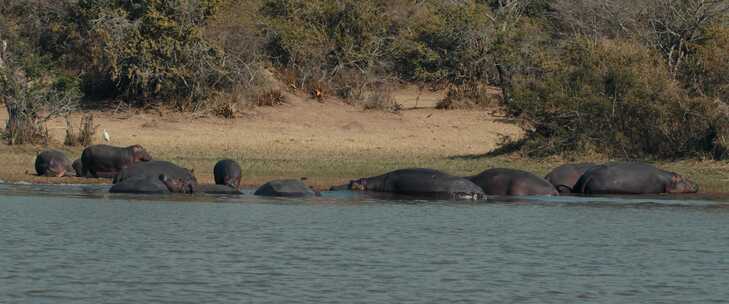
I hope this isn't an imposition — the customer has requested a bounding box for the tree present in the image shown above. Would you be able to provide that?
[1,36,79,145]
[79,0,228,106]
[648,0,729,77]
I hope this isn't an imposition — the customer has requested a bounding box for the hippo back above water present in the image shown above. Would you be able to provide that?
[254,179,318,197]
[350,168,486,200]
[81,144,151,178]
[573,162,698,194]
[545,163,597,193]
[197,184,243,195]
[468,168,558,196]
[114,160,197,193]
[109,175,177,194]
[35,149,73,177]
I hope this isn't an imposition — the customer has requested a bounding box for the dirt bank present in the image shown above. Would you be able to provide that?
[2,90,727,192]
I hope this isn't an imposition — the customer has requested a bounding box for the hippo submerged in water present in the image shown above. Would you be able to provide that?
[349,168,486,200]
[467,168,558,196]
[573,162,698,195]
[113,160,197,193]
[197,184,243,195]
[545,163,597,193]
[254,179,318,197]
[35,149,73,177]
[81,144,152,178]
[110,174,187,194]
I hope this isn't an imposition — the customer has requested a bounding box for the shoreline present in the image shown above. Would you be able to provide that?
[1,97,728,192]
[2,147,727,193]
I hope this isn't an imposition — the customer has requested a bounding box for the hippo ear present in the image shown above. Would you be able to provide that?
[349,179,366,190]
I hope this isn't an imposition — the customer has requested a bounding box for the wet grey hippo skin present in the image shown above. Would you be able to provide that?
[467,168,558,196]
[197,184,243,195]
[573,162,699,194]
[544,163,597,193]
[213,159,241,189]
[72,158,83,177]
[350,168,486,200]
[81,144,152,178]
[109,174,180,194]
[113,160,197,194]
[35,150,73,177]
[254,179,318,197]
[72,158,94,177]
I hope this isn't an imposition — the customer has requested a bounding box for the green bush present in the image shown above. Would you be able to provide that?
[261,0,391,96]
[507,38,723,159]
[79,0,229,105]
[682,24,729,102]
[388,1,492,84]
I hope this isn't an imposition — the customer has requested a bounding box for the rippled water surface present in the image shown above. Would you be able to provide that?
[2,183,729,304]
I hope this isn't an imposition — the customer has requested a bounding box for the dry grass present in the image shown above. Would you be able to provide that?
[1,91,728,192]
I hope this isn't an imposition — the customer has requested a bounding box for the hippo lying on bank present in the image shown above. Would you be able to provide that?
[109,174,186,194]
[545,163,597,193]
[573,162,698,194]
[214,159,242,189]
[81,144,152,178]
[35,149,73,177]
[349,168,486,200]
[254,179,318,197]
[467,168,558,196]
[113,160,197,193]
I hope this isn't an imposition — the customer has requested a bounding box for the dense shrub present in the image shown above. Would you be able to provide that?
[78,0,229,105]
[261,0,391,99]
[507,38,723,159]
[388,1,492,83]
[681,24,729,102]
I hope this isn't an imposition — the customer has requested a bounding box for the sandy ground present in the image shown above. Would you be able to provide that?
[2,88,727,192]
[0,89,526,188]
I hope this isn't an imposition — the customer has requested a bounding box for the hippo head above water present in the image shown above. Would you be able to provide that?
[667,174,699,194]
[130,145,152,162]
[349,178,368,191]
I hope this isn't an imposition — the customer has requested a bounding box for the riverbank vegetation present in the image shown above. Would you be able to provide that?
[1,0,728,160]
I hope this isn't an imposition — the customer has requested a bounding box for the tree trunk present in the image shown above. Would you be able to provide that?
[496,64,512,106]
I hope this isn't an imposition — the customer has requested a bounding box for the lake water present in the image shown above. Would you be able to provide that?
[2,183,729,304]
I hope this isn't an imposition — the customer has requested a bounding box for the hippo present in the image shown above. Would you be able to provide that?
[467,168,558,196]
[213,159,241,189]
[35,149,73,177]
[113,160,197,194]
[109,174,180,194]
[197,184,243,195]
[573,162,699,194]
[254,179,318,197]
[71,158,93,177]
[349,168,486,200]
[81,144,152,178]
[545,163,597,193]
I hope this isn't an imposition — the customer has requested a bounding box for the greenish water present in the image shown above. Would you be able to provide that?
[1,183,729,303]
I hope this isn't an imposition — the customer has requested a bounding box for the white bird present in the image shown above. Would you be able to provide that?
[102,129,110,143]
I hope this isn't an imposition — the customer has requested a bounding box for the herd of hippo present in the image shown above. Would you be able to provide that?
[33,144,700,200]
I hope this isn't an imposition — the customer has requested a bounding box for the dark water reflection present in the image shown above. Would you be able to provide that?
[1,183,729,303]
